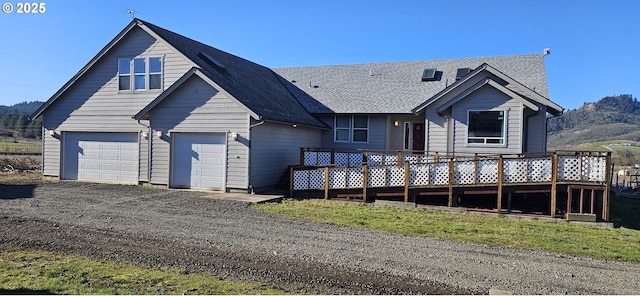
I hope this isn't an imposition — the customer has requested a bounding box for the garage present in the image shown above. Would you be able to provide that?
[171,133,226,190]
[63,132,139,184]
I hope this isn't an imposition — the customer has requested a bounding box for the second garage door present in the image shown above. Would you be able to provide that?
[171,133,226,190]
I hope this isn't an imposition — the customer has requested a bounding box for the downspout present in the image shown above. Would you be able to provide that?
[246,118,265,194]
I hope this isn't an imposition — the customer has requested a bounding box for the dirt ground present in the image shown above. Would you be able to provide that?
[2,179,640,294]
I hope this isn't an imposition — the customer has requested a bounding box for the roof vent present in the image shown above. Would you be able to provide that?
[421,68,437,81]
[199,52,227,71]
[455,68,471,80]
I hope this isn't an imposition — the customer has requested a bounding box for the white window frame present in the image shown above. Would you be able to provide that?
[466,110,507,146]
[117,57,163,92]
[334,115,369,143]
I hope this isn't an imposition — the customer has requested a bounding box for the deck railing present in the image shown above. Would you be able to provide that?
[293,151,609,191]
[291,149,612,220]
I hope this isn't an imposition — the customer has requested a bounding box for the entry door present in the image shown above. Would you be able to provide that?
[412,123,425,151]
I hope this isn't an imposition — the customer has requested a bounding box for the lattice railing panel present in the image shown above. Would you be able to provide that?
[582,156,607,182]
[403,154,435,164]
[293,169,325,190]
[432,162,450,185]
[559,156,581,181]
[346,167,364,188]
[303,152,316,166]
[367,167,385,187]
[410,164,431,186]
[334,153,349,167]
[503,159,528,183]
[455,160,475,185]
[387,166,405,187]
[329,168,345,188]
[477,159,498,184]
[333,153,365,166]
[528,158,552,182]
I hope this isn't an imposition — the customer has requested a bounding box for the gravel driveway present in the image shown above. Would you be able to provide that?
[2,181,640,294]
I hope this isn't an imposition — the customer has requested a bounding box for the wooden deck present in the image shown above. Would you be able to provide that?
[290,149,612,221]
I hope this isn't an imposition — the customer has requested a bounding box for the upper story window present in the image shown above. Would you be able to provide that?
[118,57,162,91]
[334,115,368,143]
[467,110,505,144]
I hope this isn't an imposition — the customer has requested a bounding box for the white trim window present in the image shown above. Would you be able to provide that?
[118,57,163,91]
[467,110,505,144]
[334,115,368,143]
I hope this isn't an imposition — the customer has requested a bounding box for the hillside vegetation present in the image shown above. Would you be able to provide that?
[0,101,43,139]
[548,94,640,166]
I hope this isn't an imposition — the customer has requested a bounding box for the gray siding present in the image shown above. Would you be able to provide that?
[425,108,448,154]
[525,106,548,153]
[42,132,61,176]
[318,115,386,150]
[148,75,250,189]
[250,122,322,189]
[450,85,523,155]
[138,123,150,182]
[41,26,194,179]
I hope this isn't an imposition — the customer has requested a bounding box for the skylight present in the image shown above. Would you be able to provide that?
[456,68,471,80]
[421,68,437,81]
[199,52,227,71]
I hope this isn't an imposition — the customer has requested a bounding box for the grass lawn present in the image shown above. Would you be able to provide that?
[254,199,640,264]
[0,247,285,295]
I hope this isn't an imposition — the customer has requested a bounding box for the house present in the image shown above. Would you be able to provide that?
[32,18,564,193]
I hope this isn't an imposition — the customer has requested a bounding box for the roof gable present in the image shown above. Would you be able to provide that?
[413,63,563,116]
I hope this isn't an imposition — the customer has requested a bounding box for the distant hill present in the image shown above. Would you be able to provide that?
[0,101,44,139]
[0,101,43,116]
[547,94,640,147]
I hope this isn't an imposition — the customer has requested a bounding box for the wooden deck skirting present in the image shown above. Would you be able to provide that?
[291,149,612,221]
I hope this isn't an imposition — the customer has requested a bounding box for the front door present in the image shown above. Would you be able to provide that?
[412,123,425,151]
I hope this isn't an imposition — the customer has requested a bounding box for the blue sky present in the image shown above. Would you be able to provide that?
[0,0,638,111]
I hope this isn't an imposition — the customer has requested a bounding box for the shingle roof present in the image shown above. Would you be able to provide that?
[139,19,327,128]
[273,54,552,114]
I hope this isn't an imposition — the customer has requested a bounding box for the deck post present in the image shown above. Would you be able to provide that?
[323,167,329,200]
[567,186,572,216]
[404,161,410,203]
[497,156,503,213]
[473,154,479,184]
[363,164,368,201]
[550,152,558,218]
[330,149,335,165]
[603,152,612,221]
[299,148,304,165]
[507,192,512,213]
[579,188,585,214]
[448,158,454,207]
[289,166,294,197]
[398,151,403,166]
[590,188,595,215]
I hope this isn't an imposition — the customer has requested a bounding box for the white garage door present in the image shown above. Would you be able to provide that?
[63,133,139,184]
[171,133,226,190]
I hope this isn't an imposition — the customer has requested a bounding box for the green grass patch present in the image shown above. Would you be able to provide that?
[0,140,41,152]
[254,199,640,263]
[0,247,286,295]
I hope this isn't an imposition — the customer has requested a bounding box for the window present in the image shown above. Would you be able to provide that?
[334,115,368,143]
[118,59,130,91]
[149,57,162,89]
[467,110,505,144]
[133,58,146,90]
[118,57,162,91]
